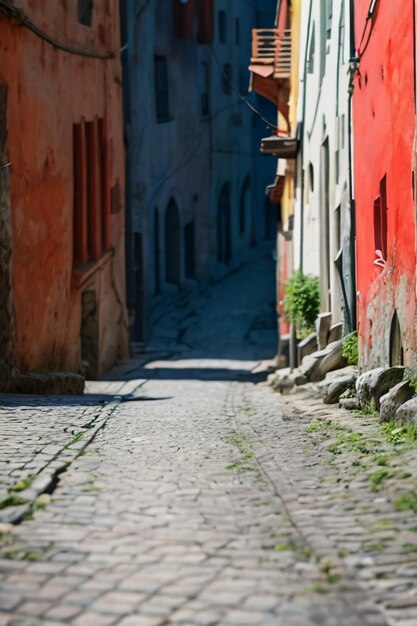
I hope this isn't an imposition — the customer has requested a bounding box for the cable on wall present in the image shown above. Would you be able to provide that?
[0,0,115,59]
[208,45,281,133]
[356,0,378,60]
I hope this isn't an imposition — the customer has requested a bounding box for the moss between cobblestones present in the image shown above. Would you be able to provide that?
[368,469,397,491]
[363,542,387,553]
[3,548,44,561]
[306,583,328,595]
[402,543,417,553]
[0,495,28,510]
[394,491,417,514]
[240,406,254,415]
[373,518,394,528]
[0,530,53,562]
[81,474,101,493]
[273,543,294,552]
[10,475,34,492]
[225,427,257,472]
[225,454,255,472]
[68,431,84,446]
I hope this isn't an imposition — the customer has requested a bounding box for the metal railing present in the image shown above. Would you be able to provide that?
[251,28,292,79]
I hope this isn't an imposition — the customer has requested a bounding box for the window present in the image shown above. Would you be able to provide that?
[374,175,388,259]
[308,23,315,74]
[154,55,170,122]
[73,117,110,266]
[339,0,345,65]
[154,209,160,294]
[222,63,232,95]
[326,0,333,39]
[320,1,327,79]
[309,163,315,192]
[200,62,210,116]
[78,0,93,27]
[184,222,195,279]
[239,175,250,235]
[218,10,226,43]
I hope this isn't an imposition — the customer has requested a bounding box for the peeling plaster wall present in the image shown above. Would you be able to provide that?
[353,0,416,369]
[0,1,128,375]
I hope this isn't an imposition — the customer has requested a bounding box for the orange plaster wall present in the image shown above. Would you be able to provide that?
[0,1,128,374]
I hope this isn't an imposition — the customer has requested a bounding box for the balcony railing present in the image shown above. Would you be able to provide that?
[251,28,292,79]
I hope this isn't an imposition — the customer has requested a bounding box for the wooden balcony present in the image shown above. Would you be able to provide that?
[251,28,292,79]
[260,135,299,159]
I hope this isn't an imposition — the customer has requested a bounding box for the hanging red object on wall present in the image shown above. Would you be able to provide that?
[172,0,196,39]
[197,0,215,44]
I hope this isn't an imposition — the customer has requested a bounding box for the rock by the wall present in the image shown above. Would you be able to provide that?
[299,341,346,383]
[297,333,317,363]
[316,312,332,350]
[379,381,415,422]
[317,340,347,377]
[269,367,308,394]
[328,323,343,344]
[356,367,404,411]
[340,397,361,411]
[299,354,324,382]
[395,397,417,425]
[321,366,357,404]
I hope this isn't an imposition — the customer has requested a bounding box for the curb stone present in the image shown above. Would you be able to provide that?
[0,399,120,524]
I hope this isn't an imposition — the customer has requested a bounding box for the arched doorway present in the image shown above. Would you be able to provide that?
[264,196,277,240]
[154,208,160,294]
[239,174,250,236]
[389,310,404,366]
[165,199,181,286]
[217,183,232,264]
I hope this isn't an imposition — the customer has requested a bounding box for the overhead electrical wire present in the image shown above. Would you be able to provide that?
[0,0,115,59]
[208,45,280,133]
[356,0,378,60]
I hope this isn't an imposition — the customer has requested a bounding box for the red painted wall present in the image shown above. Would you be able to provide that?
[0,1,128,375]
[353,0,416,367]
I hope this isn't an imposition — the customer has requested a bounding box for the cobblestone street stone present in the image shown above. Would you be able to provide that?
[0,247,416,624]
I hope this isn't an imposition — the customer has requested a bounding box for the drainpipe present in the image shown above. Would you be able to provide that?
[289,0,313,371]
[347,0,357,332]
[299,0,313,275]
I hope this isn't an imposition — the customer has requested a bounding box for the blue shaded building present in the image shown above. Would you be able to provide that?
[120,0,276,344]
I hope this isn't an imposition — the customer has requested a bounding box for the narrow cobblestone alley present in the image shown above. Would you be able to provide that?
[1,247,417,626]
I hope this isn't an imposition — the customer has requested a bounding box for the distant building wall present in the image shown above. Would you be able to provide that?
[0,0,128,375]
[122,0,274,343]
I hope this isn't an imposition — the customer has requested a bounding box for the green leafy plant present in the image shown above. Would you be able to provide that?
[403,368,417,394]
[282,271,320,338]
[342,333,359,366]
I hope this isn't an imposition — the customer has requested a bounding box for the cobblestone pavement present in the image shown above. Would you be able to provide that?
[0,246,416,625]
[0,396,121,524]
